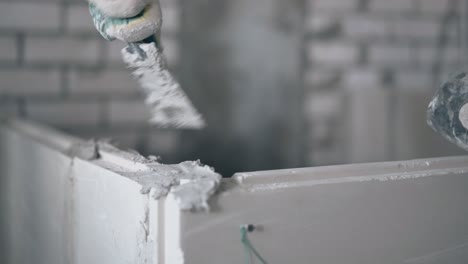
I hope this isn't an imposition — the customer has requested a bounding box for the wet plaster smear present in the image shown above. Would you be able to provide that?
[21,130,222,212]
[72,140,221,264]
[93,141,222,211]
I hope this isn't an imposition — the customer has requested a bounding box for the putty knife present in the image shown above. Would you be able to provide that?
[89,2,205,129]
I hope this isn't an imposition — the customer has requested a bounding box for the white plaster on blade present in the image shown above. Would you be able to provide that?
[122,43,205,129]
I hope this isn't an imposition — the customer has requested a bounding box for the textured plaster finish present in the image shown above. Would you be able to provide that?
[96,142,222,211]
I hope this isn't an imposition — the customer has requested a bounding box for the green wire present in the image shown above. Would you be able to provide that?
[240,226,268,264]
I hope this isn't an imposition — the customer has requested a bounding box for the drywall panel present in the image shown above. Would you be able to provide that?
[72,159,159,264]
[0,123,73,264]
[0,120,159,264]
[175,157,468,264]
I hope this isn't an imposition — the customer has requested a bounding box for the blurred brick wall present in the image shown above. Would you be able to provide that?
[0,0,466,169]
[0,0,181,161]
[304,0,466,165]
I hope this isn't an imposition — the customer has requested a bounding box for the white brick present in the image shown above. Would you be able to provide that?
[419,0,451,14]
[369,0,415,12]
[342,16,390,39]
[0,36,17,62]
[392,18,440,40]
[306,15,340,36]
[304,68,340,88]
[0,3,60,31]
[66,4,96,34]
[394,70,432,90]
[0,69,60,95]
[305,92,342,118]
[343,68,381,89]
[25,37,100,65]
[417,46,461,67]
[26,101,101,127]
[312,0,359,11]
[109,99,151,125]
[69,69,138,95]
[308,42,359,65]
[369,44,413,65]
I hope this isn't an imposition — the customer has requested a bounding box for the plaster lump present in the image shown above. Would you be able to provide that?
[95,142,222,211]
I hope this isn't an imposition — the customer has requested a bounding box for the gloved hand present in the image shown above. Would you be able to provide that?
[88,0,149,18]
[87,0,206,129]
[88,0,162,43]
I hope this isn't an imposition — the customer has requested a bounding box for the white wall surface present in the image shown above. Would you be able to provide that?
[0,121,74,264]
[0,120,159,264]
[2,119,468,264]
[72,159,159,264]
[177,157,468,264]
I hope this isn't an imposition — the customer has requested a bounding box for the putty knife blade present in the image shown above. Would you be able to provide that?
[122,42,205,129]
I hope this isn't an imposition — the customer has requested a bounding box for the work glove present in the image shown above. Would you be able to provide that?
[88,0,162,43]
